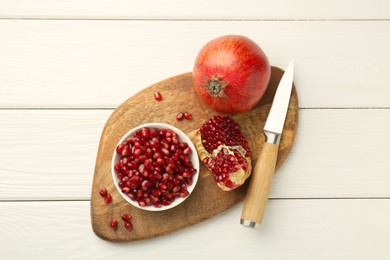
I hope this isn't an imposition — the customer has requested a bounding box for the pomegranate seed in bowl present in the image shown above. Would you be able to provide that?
[112,123,199,212]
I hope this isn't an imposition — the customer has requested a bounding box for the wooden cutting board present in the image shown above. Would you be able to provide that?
[91,66,299,242]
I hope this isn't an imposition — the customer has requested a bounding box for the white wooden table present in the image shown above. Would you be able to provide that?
[1,1,390,259]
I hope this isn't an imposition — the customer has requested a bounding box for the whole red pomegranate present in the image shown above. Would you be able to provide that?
[193,35,271,114]
[195,116,252,191]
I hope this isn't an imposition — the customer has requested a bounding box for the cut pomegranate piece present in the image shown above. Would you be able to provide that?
[195,116,252,191]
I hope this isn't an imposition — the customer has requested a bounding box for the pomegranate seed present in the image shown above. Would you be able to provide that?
[154,92,163,101]
[176,112,184,121]
[153,152,163,159]
[137,189,144,198]
[141,180,151,190]
[155,157,165,166]
[182,171,190,178]
[158,183,167,190]
[165,166,174,174]
[184,112,193,120]
[122,187,130,193]
[121,148,130,157]
[172,185,180,193]
[179,142,188,149]
[144,159,152,169]
[110,220,118,230]
[138,198,146,207]
[183,147,192,155]
[99,187,108,197]
[116,145,124,154]
[133,148,141,158]
[104,194,112,204]
[144,197,151,206]
[153,201,162,208]
[127,193,136,200]
[139,155,147,163]
[161,141,169,149]
[165,130,173,137]
[124,221,133,231]
[161,148,169,155]
[225,180,234,188]
[162,199,172,206]
[185,178,193,186]
[121,214,132,222]
[128,161,137,169]
[141,127,150,138]
[114,163,121,172]
[179,190,189,197]
[152,188,161,197]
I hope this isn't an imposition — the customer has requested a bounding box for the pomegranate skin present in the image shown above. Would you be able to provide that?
[193,35,271,114]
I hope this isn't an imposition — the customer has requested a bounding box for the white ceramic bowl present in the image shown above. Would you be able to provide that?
[112,123,200,211]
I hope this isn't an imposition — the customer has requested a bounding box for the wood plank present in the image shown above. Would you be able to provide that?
[0,0,389,19]
[0,109,389,201]
[0,199,389,259]
[0,20,390,108]
[0,110,111,200]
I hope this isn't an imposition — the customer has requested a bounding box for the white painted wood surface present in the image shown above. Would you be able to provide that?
[1,200,390,259]
[1,0,389,20]
[0,1,389,259]
[1,109,389,201]
[1,20,390,108]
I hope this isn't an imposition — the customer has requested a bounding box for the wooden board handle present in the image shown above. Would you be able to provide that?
[241,142,279,227]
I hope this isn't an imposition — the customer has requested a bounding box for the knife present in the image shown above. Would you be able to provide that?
[240,61,294,228]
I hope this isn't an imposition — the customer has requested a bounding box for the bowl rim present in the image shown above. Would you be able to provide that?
[111,122,200,211]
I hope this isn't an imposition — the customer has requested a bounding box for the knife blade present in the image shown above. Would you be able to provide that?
[240,61,294,228]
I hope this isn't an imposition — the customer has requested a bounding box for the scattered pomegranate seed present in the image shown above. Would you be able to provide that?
[121,214,132,222]
[184,112,193,120]
[176,112,192,121]
[104,194,112,204]
[176,112,184,121]
[110,219,118,230]
[124,221,133,231]
[99,187,108,197]
[154,92,163,101]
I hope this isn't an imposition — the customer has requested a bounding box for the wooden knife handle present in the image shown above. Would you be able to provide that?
[241,142,279,227]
